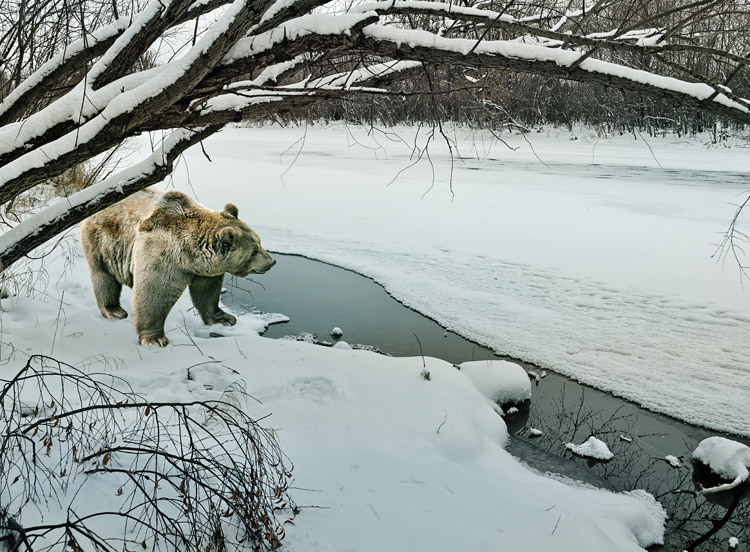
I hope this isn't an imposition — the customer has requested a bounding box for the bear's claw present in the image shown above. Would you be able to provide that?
[209,312,237,326]
[139,335,169,347]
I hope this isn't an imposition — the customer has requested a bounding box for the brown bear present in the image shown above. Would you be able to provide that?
[80,188,275,346]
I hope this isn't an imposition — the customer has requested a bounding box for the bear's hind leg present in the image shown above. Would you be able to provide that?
[132,274,190,347]
[189,274,237,327]
[89,263,128,319]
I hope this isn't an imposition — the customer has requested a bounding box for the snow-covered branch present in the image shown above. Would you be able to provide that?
[0,0,274,205]
[352,1,750,67]
[352,25,750,123]
[0,0,236,127]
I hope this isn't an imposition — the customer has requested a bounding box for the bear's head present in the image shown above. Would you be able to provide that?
[214,205,276,278]
[139,192,275,278]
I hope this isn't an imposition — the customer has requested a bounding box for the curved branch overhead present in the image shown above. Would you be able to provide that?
[351,29,750,124]
[0,0,748,269]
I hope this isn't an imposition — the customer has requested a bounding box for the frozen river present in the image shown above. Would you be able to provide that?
[170,125,750,435]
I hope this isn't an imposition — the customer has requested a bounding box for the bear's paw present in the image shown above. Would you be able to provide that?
[101,306,128,319]
[139,335,170,347]
[207,311,237,327]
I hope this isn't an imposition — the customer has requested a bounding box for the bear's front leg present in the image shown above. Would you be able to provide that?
[132,269,191,347]
[188,274,237,327]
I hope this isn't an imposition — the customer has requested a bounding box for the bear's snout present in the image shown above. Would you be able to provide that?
[253,256,275,274]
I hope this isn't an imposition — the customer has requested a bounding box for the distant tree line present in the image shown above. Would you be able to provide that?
[296,68,748,138]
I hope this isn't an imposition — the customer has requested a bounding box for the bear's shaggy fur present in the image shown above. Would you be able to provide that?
[80,188,275,346]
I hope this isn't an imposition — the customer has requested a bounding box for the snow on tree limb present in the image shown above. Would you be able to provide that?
[0,0,274,205]
[0,0,236,127]
[353,0,750,68]
[353,26,750,123]
[0,20,128,127]
[191,59,422,120]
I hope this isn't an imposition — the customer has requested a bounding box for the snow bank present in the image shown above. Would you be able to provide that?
[459,359,531,405]
[621,490,668,547]
[0,241,665,551]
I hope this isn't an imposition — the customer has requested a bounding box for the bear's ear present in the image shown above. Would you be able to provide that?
[158,191,193,214]
[222,203,239,218]
[215,226,239,255]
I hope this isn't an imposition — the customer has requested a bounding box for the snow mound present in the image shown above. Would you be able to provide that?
[621,490,668,547]
[459,360,531,405]
[565,436,614,461]
[693,436,750,487]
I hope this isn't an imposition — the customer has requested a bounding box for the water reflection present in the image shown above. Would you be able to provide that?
[519,384,750,550]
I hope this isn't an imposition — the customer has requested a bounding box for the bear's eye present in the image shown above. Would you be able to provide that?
[216,227,238,255]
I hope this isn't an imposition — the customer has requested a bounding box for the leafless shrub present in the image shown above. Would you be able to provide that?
[49,164,93,197]
[0,355,296,552]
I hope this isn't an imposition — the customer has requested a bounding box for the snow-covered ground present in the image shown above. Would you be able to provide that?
[165,124,750,436]
[2,123,747,551]
[0,239,665,551]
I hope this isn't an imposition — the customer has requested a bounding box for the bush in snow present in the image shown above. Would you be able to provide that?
[0,355,296,552]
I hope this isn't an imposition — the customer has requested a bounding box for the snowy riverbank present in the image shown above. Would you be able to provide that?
[1,238,665,550]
